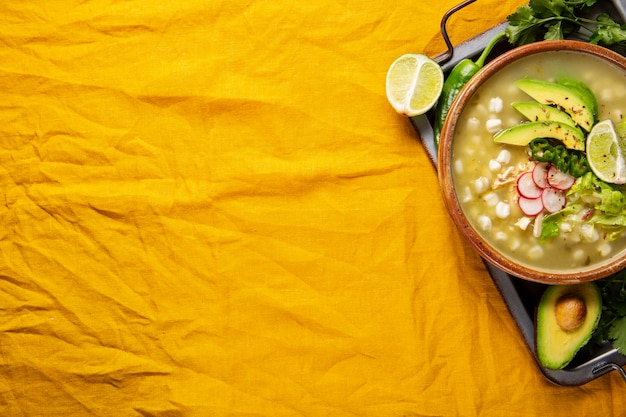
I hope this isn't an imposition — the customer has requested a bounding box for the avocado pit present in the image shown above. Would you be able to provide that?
[554,293,587,332]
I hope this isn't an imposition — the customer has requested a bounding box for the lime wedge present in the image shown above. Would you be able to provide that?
[586,119,626,184]
[385,54,443,117]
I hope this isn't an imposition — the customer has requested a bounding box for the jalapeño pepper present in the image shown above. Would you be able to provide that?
[528,138,589,177]
[567,153,589,177]
[433,32,507,147]
[553,144,570,173]
[529,138,552,162]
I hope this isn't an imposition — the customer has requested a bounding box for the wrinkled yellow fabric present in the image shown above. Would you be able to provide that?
[0,0,625,416]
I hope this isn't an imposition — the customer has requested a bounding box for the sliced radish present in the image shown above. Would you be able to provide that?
[517,171,543,199]
[532,162,550,189]
[541,187,566,213]
[547,165,576,190]
[518,196,544,216]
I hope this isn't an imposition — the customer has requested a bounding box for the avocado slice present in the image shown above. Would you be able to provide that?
[493,120,585,150]
[557,77,599,123]
[536,282,602,370]
[515,78,597,132]
[512,101,576,125]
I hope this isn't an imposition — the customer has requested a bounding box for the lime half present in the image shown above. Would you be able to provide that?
[386,54,443,117]
[586,119,626,184]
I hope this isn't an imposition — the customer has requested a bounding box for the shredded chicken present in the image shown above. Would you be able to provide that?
[492,160,535,190]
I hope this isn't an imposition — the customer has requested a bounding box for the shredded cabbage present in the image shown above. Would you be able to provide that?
[540,172,626,241]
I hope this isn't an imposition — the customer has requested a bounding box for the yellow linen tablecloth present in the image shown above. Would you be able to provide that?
[0,0,624,415]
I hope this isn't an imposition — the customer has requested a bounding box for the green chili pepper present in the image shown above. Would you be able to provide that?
[528,138,589,177]
[554,145,570,173]
[529,138,552,162]
[542,147,558,163]
[532,139,559,163]
[433,32,507,147]
[568,152,589,177]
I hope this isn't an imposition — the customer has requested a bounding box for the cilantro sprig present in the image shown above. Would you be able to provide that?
[506,0,626,48]
[591,272,626,353]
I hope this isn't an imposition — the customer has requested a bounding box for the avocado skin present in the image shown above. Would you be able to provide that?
[515,78,597,132]
[536,282,602,370]
[493,120,585,150]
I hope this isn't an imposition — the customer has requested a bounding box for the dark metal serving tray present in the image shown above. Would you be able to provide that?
[413,0,626,386]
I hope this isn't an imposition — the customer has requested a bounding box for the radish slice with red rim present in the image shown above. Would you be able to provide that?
[517,171,543,199]
[542,187,566,213]
[518,196,544,216]
[532,162,549,189]
[547,165,576,190]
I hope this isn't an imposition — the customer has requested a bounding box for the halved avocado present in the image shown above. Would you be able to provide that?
[493,120,585,150]
[536,282,602,370]
[512,101,576,125]
[515,78,597,132]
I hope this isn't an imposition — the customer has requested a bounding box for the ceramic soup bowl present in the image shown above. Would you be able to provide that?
[438,40,626,284]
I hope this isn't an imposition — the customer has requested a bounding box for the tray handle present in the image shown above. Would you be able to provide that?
[592,362,626,383]
[436,0,477,65]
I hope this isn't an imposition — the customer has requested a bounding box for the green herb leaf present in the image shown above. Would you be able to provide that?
[591,14,626,46]
[592,272,626,352]
[609,317,626,353]
[528,0,573,19]
[505,0,626,49]
[506,5,543,45]
[614,301,626,316]
[545,21,564,40]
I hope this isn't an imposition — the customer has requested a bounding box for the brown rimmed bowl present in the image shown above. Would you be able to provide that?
[438,40,626,284]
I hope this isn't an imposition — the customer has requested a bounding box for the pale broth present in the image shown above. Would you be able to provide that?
[452,51,626,273]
